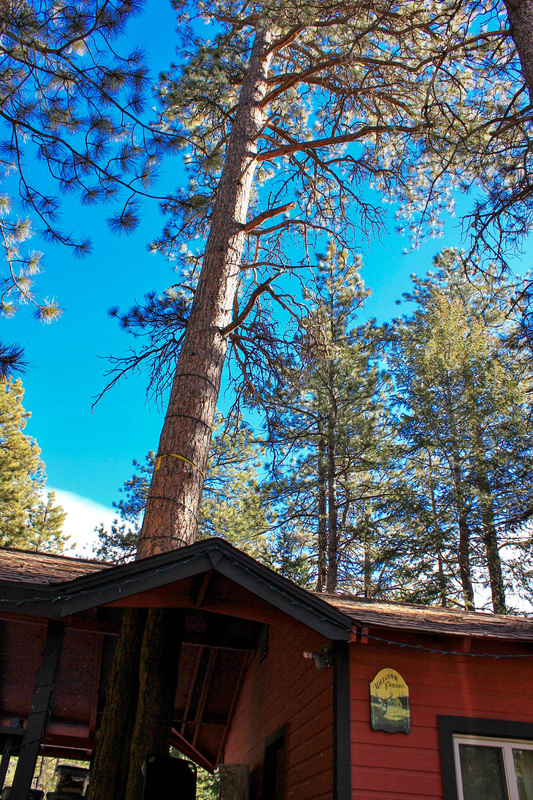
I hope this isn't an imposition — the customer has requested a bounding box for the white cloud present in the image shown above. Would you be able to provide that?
[49,488,118,558]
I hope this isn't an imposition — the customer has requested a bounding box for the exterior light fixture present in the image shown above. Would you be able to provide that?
[303,645,333,669]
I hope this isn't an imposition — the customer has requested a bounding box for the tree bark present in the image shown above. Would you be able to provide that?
[363,520,372,597]
[463,368,507,615]
[503,0,533,105]
[137,27,274,558]
[443,373,475,609]
[474,458,506,614]
[86,609,148,800]
[427,450,448,607]
[89,29,275,800]
[316,417,328,591]
[326,406,338,592]
[125,609,185,800]
[469,410,506,614]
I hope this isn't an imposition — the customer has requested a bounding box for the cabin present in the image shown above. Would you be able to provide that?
[0,536,532,800]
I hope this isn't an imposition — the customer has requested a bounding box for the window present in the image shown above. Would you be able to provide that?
[454,736,533,800]
[439,717,533,800]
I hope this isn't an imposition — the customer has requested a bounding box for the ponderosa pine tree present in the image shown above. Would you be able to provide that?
[0,0,173,312]
[0,0,181,385]
[388,249,533,613]
[0,378,66,550]
[124,0,533,562]
[130,0,472,559]
[381,0,533,263]
[89,1,533,795]
[0,341,26,379]
[90,4,447,788]
[258,243,391,594]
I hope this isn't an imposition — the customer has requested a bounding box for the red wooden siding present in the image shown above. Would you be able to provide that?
[349,632,533,799]
[224,616,334,800]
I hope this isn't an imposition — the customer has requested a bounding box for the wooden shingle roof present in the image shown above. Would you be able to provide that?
[1,543,533,643]
[320,592,533,641]
[0,546,110,585]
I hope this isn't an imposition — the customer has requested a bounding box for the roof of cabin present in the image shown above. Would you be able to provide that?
[0,545,112,584]
[320,592,533,642]
[0,541,532,642]
[0,539,351,641]
[1,541,532,768]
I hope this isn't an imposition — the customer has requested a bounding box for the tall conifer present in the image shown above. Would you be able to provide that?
[388,249,533,612]
[260,244,391,594]
[0,379,66,550]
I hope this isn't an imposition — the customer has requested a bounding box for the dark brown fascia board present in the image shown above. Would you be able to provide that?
[0,581,58,617]
[213,551,351,640]
[60,551,217,617]
[0,539,352,641]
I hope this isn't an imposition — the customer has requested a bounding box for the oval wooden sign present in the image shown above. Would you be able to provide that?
[370,668,411,734]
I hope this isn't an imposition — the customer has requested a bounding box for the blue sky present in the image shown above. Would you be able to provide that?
[6,0,533,553]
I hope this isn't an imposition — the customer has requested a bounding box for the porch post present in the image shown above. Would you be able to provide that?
[0,747,10,790]
[10,620,65,800]
[332,640,351,800]
[0,722,24,790]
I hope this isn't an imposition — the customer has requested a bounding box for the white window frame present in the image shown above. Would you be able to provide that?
[453,734,533,800]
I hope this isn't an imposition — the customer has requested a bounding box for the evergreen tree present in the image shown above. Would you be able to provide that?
[133,0,463,561]
[387,249,533,613]
[99,0,533,566]
[0,0,179,326]
[0,341,26,379]
[0,379,66,550]
[89,2,533,795]
[0,0,178,385]
[374,0,533,264]
[259,243,392,594]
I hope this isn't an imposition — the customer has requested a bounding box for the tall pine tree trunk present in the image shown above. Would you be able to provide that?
[125,610,186,799]
[316,417,328,591]
[137,27,274,558]
[87,609,147,800]
[88,29,274,800]
[443,374,475,608]
[463,370,506,614]
[363,515,372,597]
[326,407,338,592]
[503,0,533,103]
[474,458,506,614]
[427,450,448,607]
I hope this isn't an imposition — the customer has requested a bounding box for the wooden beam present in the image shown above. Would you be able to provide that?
[0,750,11,791]
[0,612,119,637]
[191,650,217,748]
[191,570,214,607]
[88,634,104,739]
[170,729,214,773]
[180,648,204,738]
[215,651,252,767]
[0,724,23,789]
[105,595,287,624]
[9,620,65,800]
[41,734,96,751]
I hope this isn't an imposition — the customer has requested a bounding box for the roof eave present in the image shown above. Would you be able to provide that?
[0,539,352,640]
